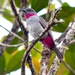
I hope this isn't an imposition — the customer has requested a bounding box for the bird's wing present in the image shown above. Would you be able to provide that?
[39,16,53,38]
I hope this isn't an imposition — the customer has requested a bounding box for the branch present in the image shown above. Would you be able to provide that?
[0,24,40,54]
[27,55,36,75]
[55,27,70,44]
[21,7,61,75]
[50,7,62,22]
[20,0,29,8]
[0,25,24,41]
[45,0,51,21]
[39,46,53,75]
[10,0,36,75]
[0,20,19,55]
[69,39,75,45]
[47,57,75,75]
[9,0,28,36]
[0,42,24,47]
[48,18,75,75]
[54,19,64,24]
[9,0,28,75]
[47,56,60,75]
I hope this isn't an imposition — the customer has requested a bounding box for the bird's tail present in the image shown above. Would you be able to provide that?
[53,46,63,60]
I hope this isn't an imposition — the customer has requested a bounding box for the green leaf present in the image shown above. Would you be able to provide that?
[0,55,6,73]
[58,3,75,19]
[31,0,48,12]
[56,63,69,75]
[65,44,75,72]
[14,0,20,7]
[50,4,55,11]
[52,15,71,32]
[52,23,67,32]
[0,36,6,42]
[68,72,75,75]
[3,50,13,67]
[31,42,42,59]
[3,15,14,22]
[52,2,75,32]
[3,9,14,22]
[0,0,5,7]
[48,53,56,68]
[32,57,40,73]
[6,31,23,54]
[6,50,24,73]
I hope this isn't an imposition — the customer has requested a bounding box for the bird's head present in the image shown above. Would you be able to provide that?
[19,8,36,19]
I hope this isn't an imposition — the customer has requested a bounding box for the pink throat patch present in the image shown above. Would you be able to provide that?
[25,14,36,19]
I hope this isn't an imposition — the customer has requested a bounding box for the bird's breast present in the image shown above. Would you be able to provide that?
[27,22,44,38]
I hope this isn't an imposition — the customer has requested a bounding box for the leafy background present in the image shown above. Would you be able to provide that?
[0,0,75,75]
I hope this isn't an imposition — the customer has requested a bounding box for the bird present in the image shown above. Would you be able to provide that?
[19,8,63,60]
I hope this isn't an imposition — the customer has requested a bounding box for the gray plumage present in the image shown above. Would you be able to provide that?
[26,15,48,39]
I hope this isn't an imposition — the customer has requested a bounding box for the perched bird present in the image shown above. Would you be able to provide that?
[20,8,63,60]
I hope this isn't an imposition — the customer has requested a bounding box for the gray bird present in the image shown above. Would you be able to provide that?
[20,8,63,60]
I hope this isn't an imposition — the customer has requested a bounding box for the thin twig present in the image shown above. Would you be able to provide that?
[54,19,64,24]
[45,0,51,21]
[0,42,41,54]
[0,25,24,41]
[69,39,75,45]
[50,7,62,22]
[27,55,36,75]
[20,0,29,8]
[55,27,70,44]
[0,42,24,47]
[62,61,75,74]
[52,7,62,21]
[33,47,41,53]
